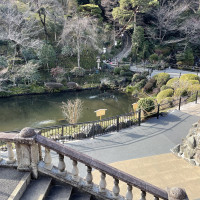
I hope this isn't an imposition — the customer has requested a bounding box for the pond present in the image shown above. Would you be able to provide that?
[0,90,136,132]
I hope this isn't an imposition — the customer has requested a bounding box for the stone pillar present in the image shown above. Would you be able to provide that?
[167,187,189,200]
[17,127,39,179]
[85,166,93,186]
[126,185,133,200]
[72,160,79,180]
[99,172,106,193]
[112,178,120,198]
[44,148,53,170]
[31,143,39,179]
[140,190,146,200]
[58,154,66,173]
[6,142,16,164]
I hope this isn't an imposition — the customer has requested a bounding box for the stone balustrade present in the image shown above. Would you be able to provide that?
[0,128,189,200]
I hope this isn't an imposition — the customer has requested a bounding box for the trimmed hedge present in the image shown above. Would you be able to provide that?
[180,74,199,82]
[189,80,199,85]
[157,89,174,103]
[138,97,155,112]
[154,73,170,87]
[174,88,187,97]
[188,84,200,93]
[166,78,179,88]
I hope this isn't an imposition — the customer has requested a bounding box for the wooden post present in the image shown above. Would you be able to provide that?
[179,97,181,110]
[157,104,160,119]
[138,109,141,126]
[196,91,198,104]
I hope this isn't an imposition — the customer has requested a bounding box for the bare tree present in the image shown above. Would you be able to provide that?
[60,15,99,68]
[0,0,42,65]
[147,0,191,44]
[61,99,83,124]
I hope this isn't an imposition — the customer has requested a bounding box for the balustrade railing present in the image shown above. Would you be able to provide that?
[0,129,189,200]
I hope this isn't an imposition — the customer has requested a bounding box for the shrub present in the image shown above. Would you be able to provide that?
[174,88,187,97]
[160,97,173,109]
[70,67,85,77]
[154,73,170,87]
[135,79,147,89]
[126,85,134,93]
[120,70,125,76]
[166,78,179,88]
[180,74,200,82]
[161,85,171,91]
[149,53,159,63]
[143,78,156,93]
[138,97,155,112]
[189,80,199,85]
[114,67,121,75]
[157,89,174,103]
[132,73,146,83]
[121,65,130,71]
[188,84,200,94]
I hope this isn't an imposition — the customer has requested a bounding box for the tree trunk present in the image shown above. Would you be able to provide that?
[133,11,137,34]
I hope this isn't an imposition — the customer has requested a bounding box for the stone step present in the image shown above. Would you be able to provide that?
[20,176,52,200]
[0,167,30,200]
[69,188,91,200]
[45,184,72,200]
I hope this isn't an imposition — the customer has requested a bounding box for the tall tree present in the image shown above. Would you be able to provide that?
[60,15,99,68]
[112,0,158,33]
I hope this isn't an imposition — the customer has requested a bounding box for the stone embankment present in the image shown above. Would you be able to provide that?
[172,121,200,166]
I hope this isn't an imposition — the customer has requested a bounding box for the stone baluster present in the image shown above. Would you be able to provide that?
[112,178,120,198]
[44,147,53,170]
[0,148,2,162]
[167,187,188,200]
[126,185,133,200]
[38,145,43,161]
[6,142,16,164]
[58,154,66,173]
[154,197,159,200]
[99,172,106,193]
[72,160,79,180]
[86,166,93,186]
[140,190,146,200]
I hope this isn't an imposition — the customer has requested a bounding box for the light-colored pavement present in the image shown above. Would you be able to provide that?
[130,67,200,79]
[92,153,200,200]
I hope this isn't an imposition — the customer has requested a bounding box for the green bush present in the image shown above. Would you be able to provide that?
[189,80,199,85]
[157,89,174,103]
[121,65,130,71]
[180,74,200,82]
[114,67,121,75]
[135,79,147,89]
[188,84,200,94]
[166,78,179,88]
[154,73,170,87]
[160,97,173,109]
[149,54,159,63]
[126,85,135,93]
[143,78,156,93]
[70,67,85,77]
[120,70,125,76]
[174,88,187,97]
[0,56,8,68]
[138,97,155,112]
[161,85,171,91]
[121,71,133,77]
[132,73,146,83]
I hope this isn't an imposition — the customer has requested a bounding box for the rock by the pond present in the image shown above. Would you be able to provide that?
[44,82,63,90]
[66,82,79,89]
[171,120,200,166]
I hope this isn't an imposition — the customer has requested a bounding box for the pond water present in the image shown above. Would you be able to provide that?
[0,90,136,132]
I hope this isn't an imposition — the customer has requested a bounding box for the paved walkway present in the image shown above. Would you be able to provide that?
[92,153,200,199]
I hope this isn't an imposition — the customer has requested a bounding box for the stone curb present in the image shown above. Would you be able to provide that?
[8,172,31,200]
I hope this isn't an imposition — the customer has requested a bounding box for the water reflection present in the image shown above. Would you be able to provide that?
[0,90,136,131]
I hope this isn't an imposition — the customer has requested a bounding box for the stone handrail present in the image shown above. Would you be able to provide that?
[35,134,168,199]
[0,129,189,200]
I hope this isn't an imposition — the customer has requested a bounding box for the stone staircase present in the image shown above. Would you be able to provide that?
[0,128,189,200]
[0,169,96,200]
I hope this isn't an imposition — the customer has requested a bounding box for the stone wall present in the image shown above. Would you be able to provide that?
[171,121,200,166]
